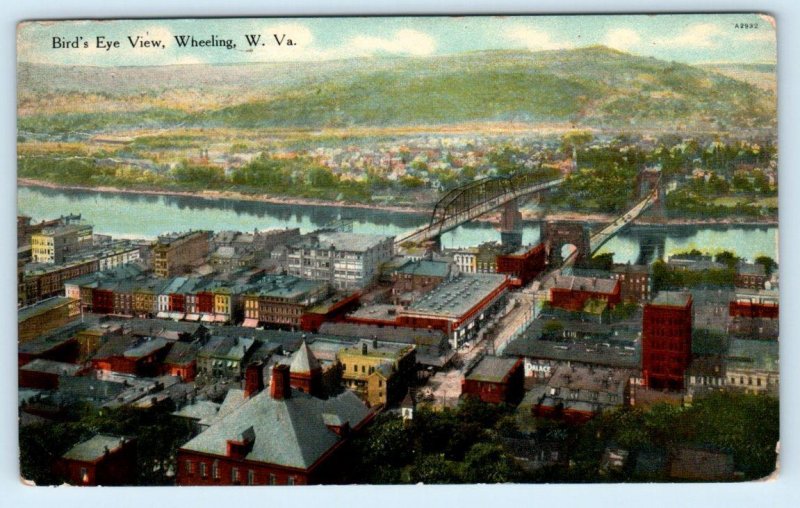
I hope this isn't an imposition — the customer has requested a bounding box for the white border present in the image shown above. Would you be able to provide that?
[3,1,797,507]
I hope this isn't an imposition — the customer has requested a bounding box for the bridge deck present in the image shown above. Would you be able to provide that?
[395,178,564,246]
[589,187,659,254]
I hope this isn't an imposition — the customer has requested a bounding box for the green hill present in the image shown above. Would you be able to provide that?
[17,46,776,134]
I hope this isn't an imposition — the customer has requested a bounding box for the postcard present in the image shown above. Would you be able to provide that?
[16,14,778,486]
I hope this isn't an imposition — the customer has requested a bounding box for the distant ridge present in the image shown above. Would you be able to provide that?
[18,46,776,134]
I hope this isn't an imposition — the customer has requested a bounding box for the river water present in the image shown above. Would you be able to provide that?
[18,185,778,264]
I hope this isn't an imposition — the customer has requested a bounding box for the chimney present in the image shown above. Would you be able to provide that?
[270,364,291,400]
[362,342,368,355]
[372,335,378,350]
[244,361,265,398]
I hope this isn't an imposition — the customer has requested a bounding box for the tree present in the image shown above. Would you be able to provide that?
[715,251,740,269]
[755,255,777,277]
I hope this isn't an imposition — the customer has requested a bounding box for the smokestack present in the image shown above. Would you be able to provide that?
[270,364,291,400]
[244,361,265,398]
[372,335,378,350]
[362,342,368,355]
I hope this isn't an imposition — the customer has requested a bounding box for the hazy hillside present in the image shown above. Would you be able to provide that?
[699,63,777,93]
[18,46,776,135]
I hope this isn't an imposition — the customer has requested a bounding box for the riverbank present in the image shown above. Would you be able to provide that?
[17,178,427,215]
[18,178,778,227]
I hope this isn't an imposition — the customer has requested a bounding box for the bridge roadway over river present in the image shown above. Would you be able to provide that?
[395,177,565,247]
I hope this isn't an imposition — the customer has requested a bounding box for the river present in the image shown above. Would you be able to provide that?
[18,185,778,264]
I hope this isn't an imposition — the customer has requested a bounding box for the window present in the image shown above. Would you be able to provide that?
[247,470,255,485]
[200,462,207,478]
[212,460,220,480]
[185,460,194,474]
[231,467,240,483]
[269,473,277,485]
[353,364,357,372]
[287,476,296,485]
[80,467,88,483]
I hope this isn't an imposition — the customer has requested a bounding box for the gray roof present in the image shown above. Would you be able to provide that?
[395,260,450,278]
[20,359,81,376]
[180,388,371,469]
[316,232,393,253]
[466,356,520,383]
[290,341,320,373]
[18,296,76,323]
[504,336,641,369]
[407,272,507,319]
[651,291,692,308]
[62,435,128,462]
[123,337,169,359]
[552,275,618,295]
[172,400,221,425]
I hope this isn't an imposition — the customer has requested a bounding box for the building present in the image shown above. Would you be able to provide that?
[19,359,81,390]
[462,355,524,405]
[550,275,621,312]
[400,272,510,348]
[452,248,478,273]
[642,292,693,391]
[735,262,768,290]
[242,275,330,329]
[531,364,631,423]
[18,296,80,344]
[286,232,394,290]
[337,339,416,407]
[196,335,258,383]
[725,339,779,396]
[20,258,99,306]
[390,259,450,305]
[31,223,93,264]
[153,231,210,278]
[612,263,652,303]
[57,435,137,486]
[496,243,547,286]
[176,364,376,486]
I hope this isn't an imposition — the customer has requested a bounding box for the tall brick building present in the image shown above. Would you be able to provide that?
[642,292,693,391]
[153,231,210,278]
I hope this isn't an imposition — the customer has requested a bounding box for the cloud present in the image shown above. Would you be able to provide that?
[603,28,642,51]
[505,26,572,51]
[348,29,437,57]
[655,23,724,48]
[742,30,775,43]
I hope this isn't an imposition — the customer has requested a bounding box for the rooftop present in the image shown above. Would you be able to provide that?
[552,275,618,295]
[20,359,81,376]
[465,356,520,383]
[62,435,130,462]
[297,232,393,253]
[18,296,77,322]
[651,291,693,308]
[179,388,372,469]
[407,272,508,318]
[395,260,450,279]
[726,339,779,372]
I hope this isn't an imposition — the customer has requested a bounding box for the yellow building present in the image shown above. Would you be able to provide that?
[31,224,93,264]
[337,340,415,407]
[18,296,81,344]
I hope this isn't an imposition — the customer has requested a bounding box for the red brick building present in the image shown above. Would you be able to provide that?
[612,264,652,303]
[176,364,375,486]
[642,292,693,391]
[496,243,547,286]
[57,435,137,486]
[91,336,172,377]
[550,275,621,312]
[462,356,524,405]
[288,341,323,397]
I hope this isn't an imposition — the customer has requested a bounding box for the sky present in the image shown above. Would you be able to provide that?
[17,14,777,67]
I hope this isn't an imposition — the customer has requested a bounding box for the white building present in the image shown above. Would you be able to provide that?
[286,232,394,290]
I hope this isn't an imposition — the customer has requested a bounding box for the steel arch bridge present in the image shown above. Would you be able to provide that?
[395,173,565,246]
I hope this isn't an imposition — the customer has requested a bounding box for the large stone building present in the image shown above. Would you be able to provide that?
[153,231,211,278]
[176,364,375,486]
[286,232,394,290]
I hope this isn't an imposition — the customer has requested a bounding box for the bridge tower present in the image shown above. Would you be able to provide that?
[636,166,666,216]
[542,220,591,266]
[498,198,523,252]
